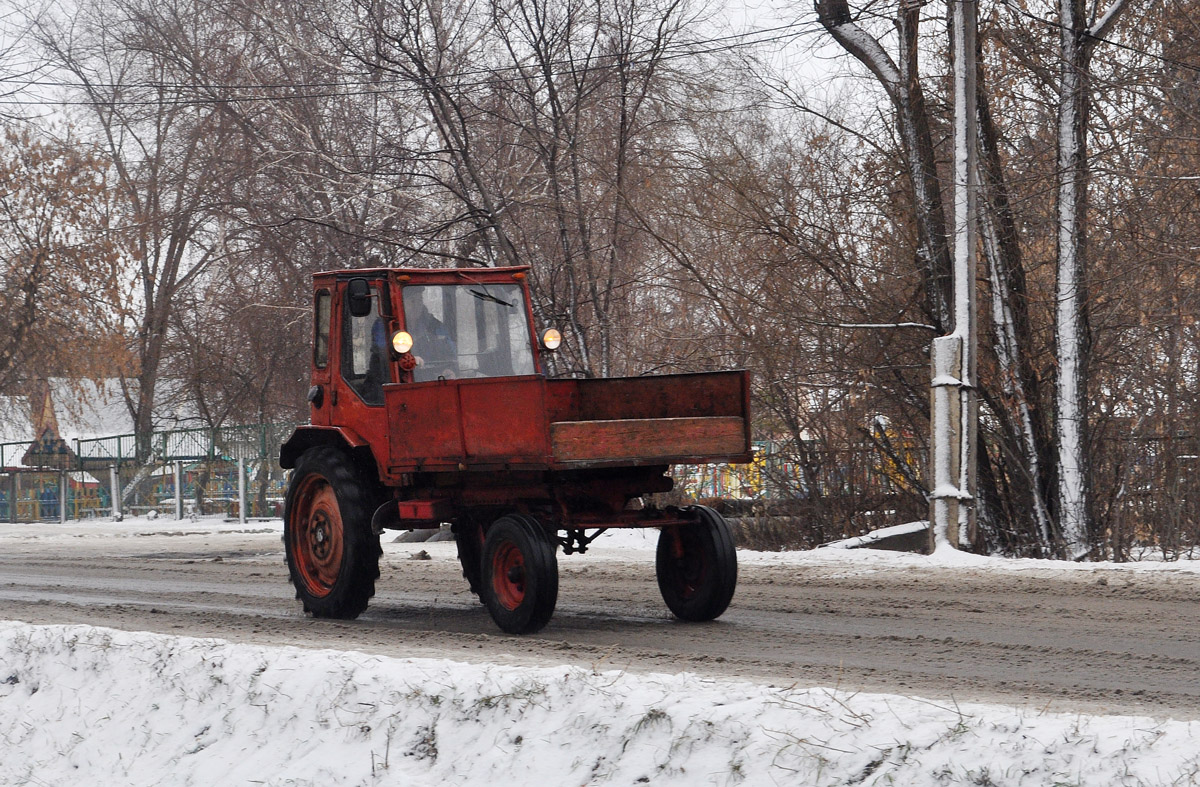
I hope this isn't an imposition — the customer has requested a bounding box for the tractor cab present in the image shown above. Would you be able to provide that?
[314,266,549,407]
[307,266,552,430]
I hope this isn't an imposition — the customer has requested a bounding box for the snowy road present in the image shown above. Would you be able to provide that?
[2,520,1199,721]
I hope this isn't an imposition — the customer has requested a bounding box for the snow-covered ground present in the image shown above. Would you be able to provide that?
[3,621,1198,786]
[3,517,1200,785]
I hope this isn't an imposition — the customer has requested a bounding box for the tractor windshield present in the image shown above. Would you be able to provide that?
[402,283,535,383]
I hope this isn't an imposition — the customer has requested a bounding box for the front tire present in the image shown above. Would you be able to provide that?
[656,505,737,622]
[283,446,381,619]
[481,514,558,634]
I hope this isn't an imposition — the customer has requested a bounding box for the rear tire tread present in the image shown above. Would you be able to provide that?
[283,446,381,620]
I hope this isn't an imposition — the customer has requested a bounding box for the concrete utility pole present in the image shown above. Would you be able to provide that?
[930,0,979,549]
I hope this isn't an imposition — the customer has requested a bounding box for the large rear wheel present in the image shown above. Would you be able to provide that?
[656,505,737,622]
[481,514,558,634]
[283,446,381,619]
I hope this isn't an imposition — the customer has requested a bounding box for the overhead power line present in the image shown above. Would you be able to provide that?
[1000,1,1200,77]
[5,4,1195,110]
[0,17,828,108]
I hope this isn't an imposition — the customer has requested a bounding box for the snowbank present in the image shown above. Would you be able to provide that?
[1,622,1197,786]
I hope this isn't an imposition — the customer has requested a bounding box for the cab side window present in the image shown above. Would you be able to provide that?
[314,291,331,368]
[340,285,389,405]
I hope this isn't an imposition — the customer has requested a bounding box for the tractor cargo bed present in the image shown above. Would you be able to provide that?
[544,369,751,467]
[381,369,751,474]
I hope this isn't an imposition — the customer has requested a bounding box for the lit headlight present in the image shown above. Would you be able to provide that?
[541,328,562,351]
[391,330,414,354]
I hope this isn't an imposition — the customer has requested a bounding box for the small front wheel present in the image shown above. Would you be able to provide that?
[656,505,737,622]
[481,515,558,634]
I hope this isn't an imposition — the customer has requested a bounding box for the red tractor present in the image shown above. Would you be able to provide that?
[280,266,752,633]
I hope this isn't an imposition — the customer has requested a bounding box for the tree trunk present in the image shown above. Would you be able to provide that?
[815,0,952,331]
[1054,0,1094,558]
[975,54,1056,553]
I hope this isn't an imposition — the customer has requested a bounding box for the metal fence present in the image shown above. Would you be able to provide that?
[674,440,922,502]
[0,424,294,524]
[2,428,919,529]
[672,440,928,548]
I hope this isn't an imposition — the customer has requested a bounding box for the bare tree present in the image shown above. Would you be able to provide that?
[37,0,249,458]
[334,0,699,376]
[814,0,953,331]
[1048,0,1133,557]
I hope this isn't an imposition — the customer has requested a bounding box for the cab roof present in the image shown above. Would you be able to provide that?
[314,266,531,284]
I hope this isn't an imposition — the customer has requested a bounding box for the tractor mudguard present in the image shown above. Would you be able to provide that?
[279,425,370,469]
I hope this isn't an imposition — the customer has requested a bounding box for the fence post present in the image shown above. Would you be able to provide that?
[8,472,15,524]
[110,465,122,521]
[174,460,183,520]
[238,456,247,524]
[59,470,67,524]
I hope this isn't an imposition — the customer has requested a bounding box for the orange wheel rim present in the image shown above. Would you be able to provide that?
[491,542,526,610]
[290,474,344,597]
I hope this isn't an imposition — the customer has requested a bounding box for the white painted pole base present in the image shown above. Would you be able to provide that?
[110,465,123,522]
[930,336,965,550]
[174,460,184,520]
[237,457,247,525]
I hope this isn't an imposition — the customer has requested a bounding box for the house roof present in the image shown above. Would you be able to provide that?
[1,379,201,466]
